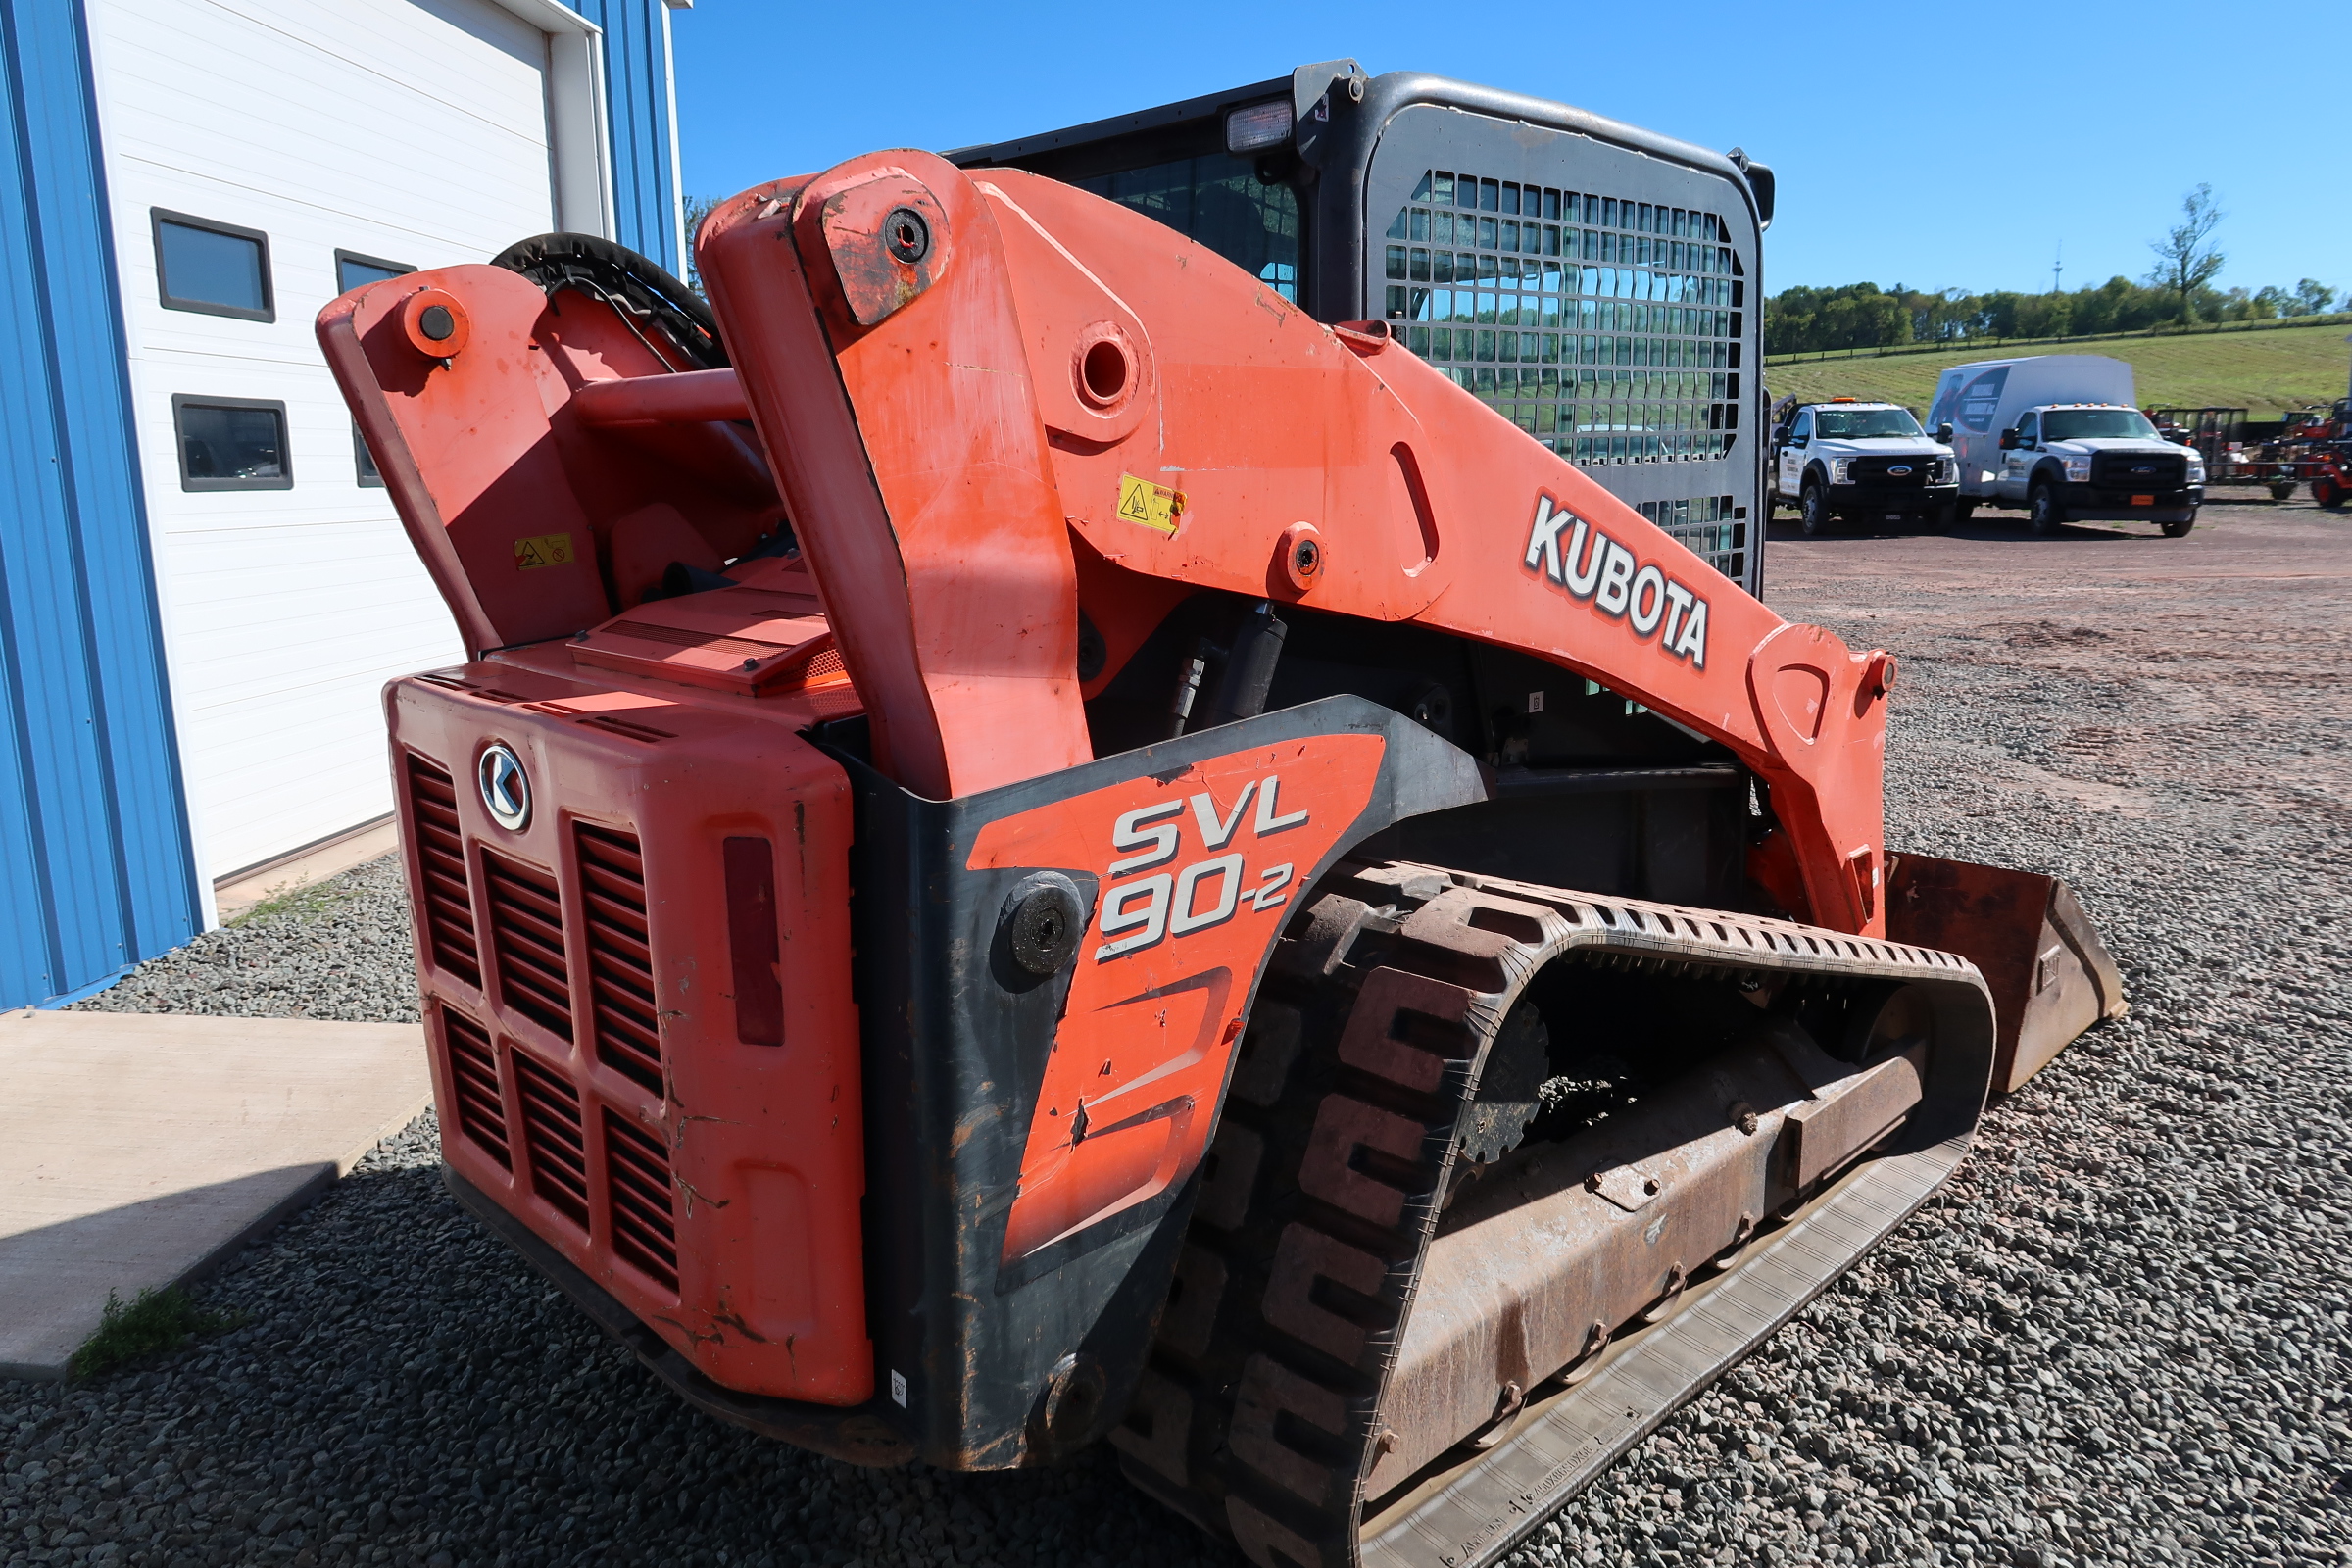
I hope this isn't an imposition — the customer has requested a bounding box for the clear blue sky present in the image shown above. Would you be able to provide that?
[671,2,2345,302]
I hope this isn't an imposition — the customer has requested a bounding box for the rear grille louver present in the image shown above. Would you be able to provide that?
[513,1049,589,1231]
[484,852,573,1041]
[603,1110,679,1292]
[439,1009,510,1170]
[405,755,480,987]
[575,824,662,1093]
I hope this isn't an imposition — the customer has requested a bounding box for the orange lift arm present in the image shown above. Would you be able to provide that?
[697,153,1894,935]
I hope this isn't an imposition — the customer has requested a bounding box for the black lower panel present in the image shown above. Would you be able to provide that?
[1351,773,1746,908]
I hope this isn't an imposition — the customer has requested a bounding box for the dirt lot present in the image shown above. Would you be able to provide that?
[5,489,2347,1568]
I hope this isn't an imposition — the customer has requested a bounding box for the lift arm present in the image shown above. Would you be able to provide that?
[697,154,1894,934]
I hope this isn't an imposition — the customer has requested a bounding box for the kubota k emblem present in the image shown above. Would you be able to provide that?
[477,743,530,831]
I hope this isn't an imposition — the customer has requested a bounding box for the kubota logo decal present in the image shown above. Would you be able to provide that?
[1523,495,1710,668]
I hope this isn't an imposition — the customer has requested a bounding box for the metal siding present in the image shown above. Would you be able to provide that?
[95,0,556,883]
[576,0,677,271]
[0,0,199,1010]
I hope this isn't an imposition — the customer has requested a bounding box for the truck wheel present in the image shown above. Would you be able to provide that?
[2316,474,2346,510]
[2161,513,2195,538]
[2028,481,2065,535]
[1798,478,1832,537]
[2269,479,2298,501]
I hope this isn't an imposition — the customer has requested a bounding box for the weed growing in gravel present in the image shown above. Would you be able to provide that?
[71,1286,243,1379]
[228,876,356,927]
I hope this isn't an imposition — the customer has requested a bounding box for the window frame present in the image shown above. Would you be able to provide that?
[171,394,294,492]
[333,251,415,488]
[353,423,384,489]
[334,248,416,296]
[150,208,274,322]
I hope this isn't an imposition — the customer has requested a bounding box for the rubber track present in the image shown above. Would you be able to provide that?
[1108,859,1984,1568]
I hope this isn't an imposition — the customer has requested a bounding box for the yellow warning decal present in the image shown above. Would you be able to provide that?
[514,533,575,570]
[1115,473,1185,537]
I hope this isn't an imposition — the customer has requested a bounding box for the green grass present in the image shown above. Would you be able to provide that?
[226,875,357,927]
[71,1286,243,1379]
[1764,320,2352,419]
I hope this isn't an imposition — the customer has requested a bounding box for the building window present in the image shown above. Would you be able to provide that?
[152,210,272,321]
[354,425,384,488]
[335,253,414,486]
[172,396,291,491]
[335,249,414,295]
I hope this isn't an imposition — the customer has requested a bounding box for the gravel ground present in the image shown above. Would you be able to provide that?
[7,497,2349,1568]
[68,854,420,1024]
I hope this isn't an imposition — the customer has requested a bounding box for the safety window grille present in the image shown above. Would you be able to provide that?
[1381,172,1743,466]
[1635,494,1747,586]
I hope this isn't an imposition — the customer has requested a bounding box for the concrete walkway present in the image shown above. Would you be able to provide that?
[0,1008,429,1379]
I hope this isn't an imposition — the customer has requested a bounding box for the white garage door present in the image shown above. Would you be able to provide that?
[91,0,591,901]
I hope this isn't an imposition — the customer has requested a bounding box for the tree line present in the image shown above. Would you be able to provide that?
[1765,274,2341,356]
[1766,186,2340,355]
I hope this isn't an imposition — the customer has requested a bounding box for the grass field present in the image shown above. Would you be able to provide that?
[1765,320,2352,418]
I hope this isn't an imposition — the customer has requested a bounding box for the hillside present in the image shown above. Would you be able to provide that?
[1763,320,2352,418]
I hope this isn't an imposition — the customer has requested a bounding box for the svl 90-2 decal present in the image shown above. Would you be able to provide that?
[965,734,1386,1262]
[1096,774,1309,959]
[1524,494,1710,668]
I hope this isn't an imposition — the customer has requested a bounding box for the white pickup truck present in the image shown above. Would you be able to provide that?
[1982,404,2203,536]
[1768,399,1959,536]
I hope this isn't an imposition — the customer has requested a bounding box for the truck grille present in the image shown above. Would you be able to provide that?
[485,853,573,1041]
[1845,456,1930,488]
[405,755,479,986]
[440,1008,510,1170]
[514,1048,590,1231]
[2091,451,2186,488]
[604,1109,679,1292]
[577,824,662,1093]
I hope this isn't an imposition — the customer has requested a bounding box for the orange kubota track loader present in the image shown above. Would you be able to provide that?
[320,66,2123,1568]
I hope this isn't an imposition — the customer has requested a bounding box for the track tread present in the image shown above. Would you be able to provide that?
[1109,859,1986,1568]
